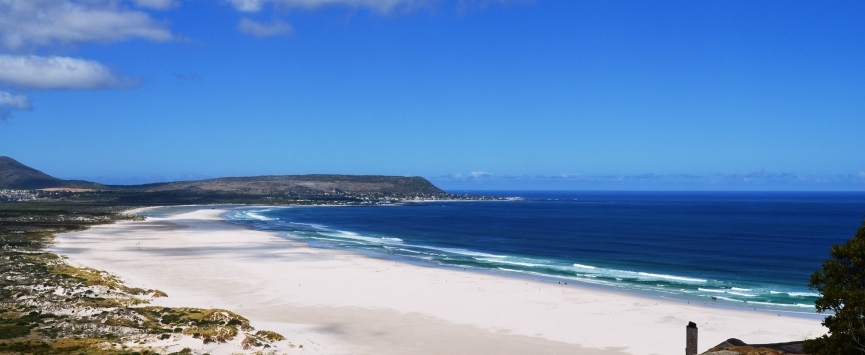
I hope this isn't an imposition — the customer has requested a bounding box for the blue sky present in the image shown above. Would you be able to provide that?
[0,0,863,190]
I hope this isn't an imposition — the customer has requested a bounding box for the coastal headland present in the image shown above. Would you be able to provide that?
[52,207,825,355]
[0,156,488,205]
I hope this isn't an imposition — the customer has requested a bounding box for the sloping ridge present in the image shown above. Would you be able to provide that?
[0,156,103,190]
[0,156,445,196]
[0,156,65,189]
[122,174,446,196]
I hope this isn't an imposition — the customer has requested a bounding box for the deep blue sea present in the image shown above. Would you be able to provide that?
[220,191,865,313]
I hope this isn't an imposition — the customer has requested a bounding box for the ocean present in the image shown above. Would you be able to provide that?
[217,191,865,313]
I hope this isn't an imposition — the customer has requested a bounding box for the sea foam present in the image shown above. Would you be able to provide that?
[221,201,832,313]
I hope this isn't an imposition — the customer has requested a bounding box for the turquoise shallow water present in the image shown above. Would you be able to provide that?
[210,191,865,313]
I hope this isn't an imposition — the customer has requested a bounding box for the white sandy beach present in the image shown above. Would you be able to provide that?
[52,208,826,355]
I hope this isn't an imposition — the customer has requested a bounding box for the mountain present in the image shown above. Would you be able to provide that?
[0,157,102,190]
[0,156,61,189]
[0,156,446,197]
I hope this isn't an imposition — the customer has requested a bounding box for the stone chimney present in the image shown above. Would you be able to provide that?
[686,321,698,355]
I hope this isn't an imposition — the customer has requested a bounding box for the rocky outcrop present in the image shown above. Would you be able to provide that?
[702,338,806,355]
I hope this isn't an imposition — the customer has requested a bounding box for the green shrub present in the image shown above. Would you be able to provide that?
[806,219,865,355]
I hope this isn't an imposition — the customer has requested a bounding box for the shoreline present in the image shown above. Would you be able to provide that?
[260,232,824,321]
[222,205,823,317]
[52,207,826,355]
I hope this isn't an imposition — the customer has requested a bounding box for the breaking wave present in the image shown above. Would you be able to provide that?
[222,206,819,312]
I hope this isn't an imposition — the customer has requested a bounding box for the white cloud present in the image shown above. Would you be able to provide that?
[0,55,138,90]
[0,91,31,119]
[225,0,427,13]
[133,0,178,10]
[227,0,267,12]
[0,91,31,109]
[0,0,173,49]
[238,18,294,37]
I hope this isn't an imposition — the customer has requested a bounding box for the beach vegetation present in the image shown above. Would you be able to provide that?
[805,219,865,355]
[241,335,262,350]
[0,201,286,354]
[0,338,143,355]
[254,330,285,342]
